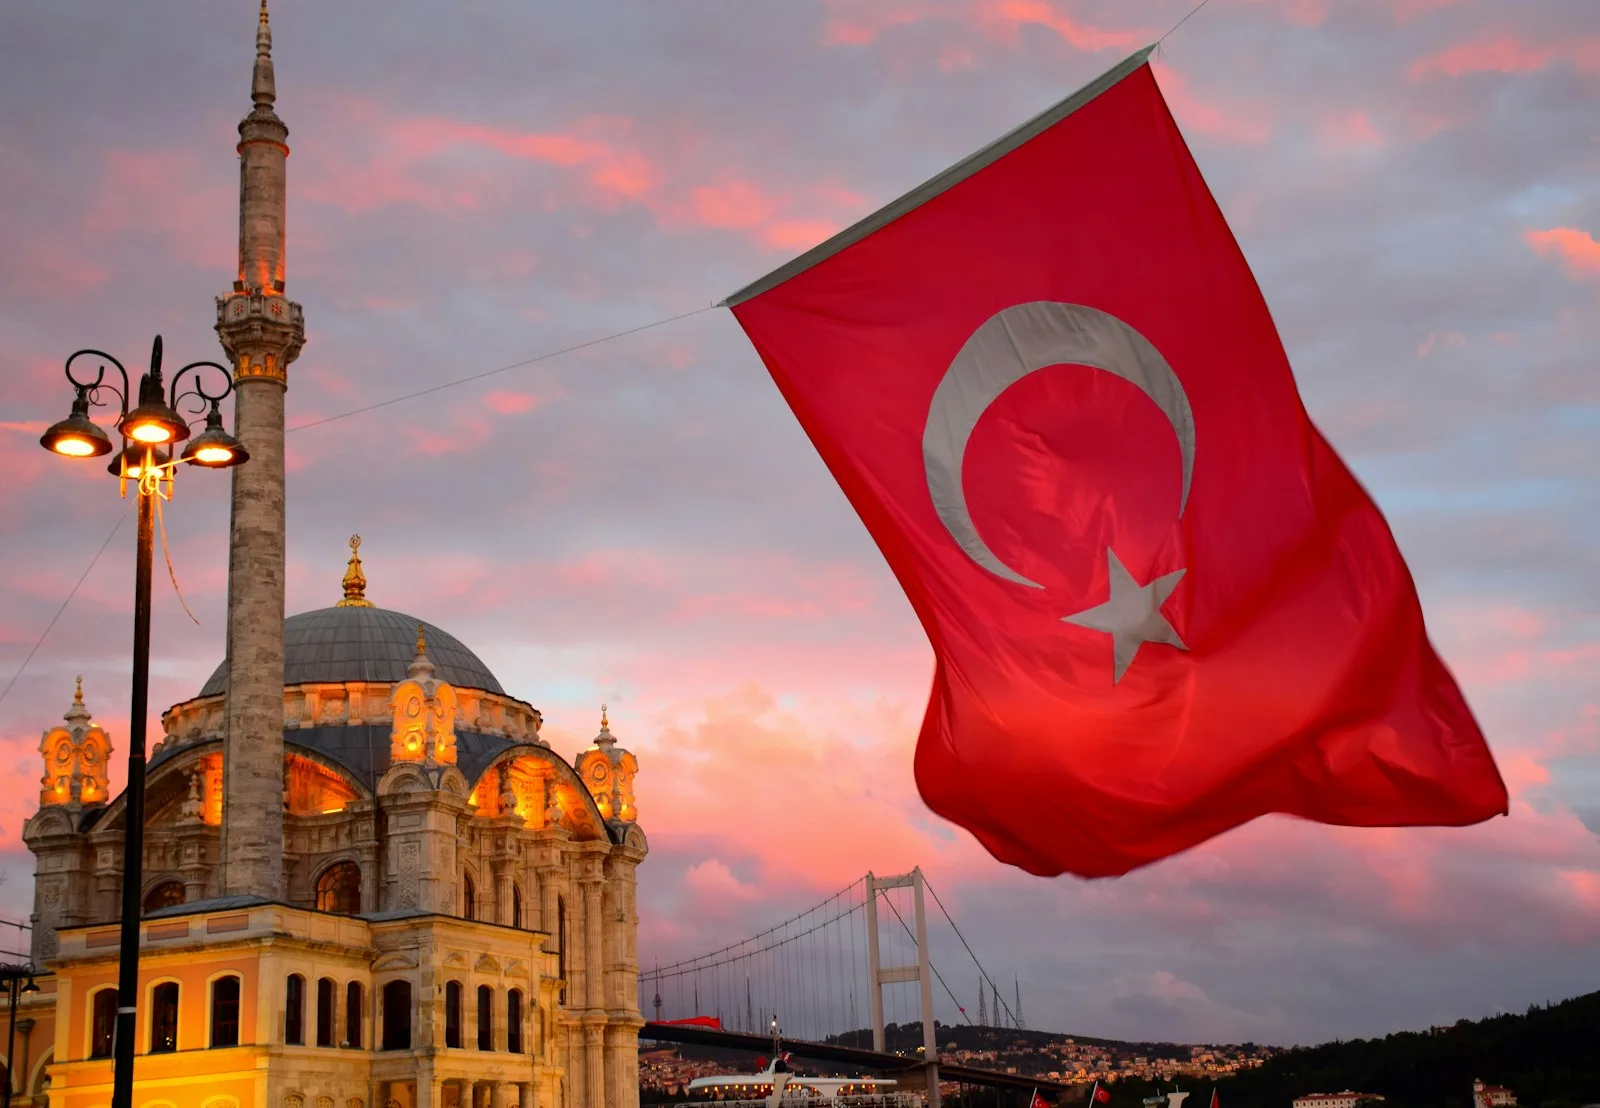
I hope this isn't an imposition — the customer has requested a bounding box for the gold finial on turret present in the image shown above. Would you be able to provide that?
[600,703,609,729]
[416,622,427,656]
[74,675,83,704]
[337,534,372,607]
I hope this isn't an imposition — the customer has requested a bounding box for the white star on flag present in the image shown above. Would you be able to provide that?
[1063,548,1187,682]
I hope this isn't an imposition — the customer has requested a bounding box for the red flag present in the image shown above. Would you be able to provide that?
[1097,1089,1113,1104]
[725,48,1506,877]
[1210,1090,1219,1108]
[1032,1093,1050,1108]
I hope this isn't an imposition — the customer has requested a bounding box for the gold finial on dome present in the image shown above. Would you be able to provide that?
[416,622,427,655]
[337,534,372,607]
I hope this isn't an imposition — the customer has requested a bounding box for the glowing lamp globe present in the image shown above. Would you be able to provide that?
[39,393,113,458]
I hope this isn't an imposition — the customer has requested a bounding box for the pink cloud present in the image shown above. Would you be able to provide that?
[1525,227,1600,280]
[1409,35,1600,80]
[484,389,542,415]
[1151,62,1273,145]
[1319,109,1386,150]
[296,100,862,255]
[819,0,1148,54]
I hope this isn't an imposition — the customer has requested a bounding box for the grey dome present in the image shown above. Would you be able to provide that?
[198,606,504,698]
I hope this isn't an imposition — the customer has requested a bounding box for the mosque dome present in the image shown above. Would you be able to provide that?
[197,535,504,698]
[197,606,504,698]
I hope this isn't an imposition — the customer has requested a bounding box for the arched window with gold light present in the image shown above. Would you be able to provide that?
[315,861,361,915]
[150,982,179,1053]
[90,988,117,1059]
[143,881,185,914]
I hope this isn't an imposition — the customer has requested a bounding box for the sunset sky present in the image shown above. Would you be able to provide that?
[1,0,1596,1047]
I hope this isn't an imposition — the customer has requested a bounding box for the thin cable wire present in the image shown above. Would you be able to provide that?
[1157,0,1216,45]
[0,501,132,707]
[647,877,865,975]
[880,887,972,1026]
[154,492,200,626]
[285,306,713,435]
[925,875,1016,1027]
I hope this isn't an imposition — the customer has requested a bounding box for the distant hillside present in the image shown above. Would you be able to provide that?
[1111,990,1600,1108]
[831,1021,1194,1060]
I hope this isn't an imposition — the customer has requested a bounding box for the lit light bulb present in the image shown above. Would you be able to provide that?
[52,436,98,457]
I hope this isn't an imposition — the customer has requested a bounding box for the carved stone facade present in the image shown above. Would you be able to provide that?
[20,627,647,1108]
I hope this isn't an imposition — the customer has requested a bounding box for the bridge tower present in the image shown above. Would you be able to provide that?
[864,867,941,1108]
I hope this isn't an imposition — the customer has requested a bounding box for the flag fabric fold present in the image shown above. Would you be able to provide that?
[725,48,1507,878]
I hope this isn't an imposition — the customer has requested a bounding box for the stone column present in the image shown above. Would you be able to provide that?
[489,1085,513,1108]
[581,869,604,1010]
[536,862,561,951]
[494,861,514,927]
[213,3,304,901]
[583,1024,606,1108]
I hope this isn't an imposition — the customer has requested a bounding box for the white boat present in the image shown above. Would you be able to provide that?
[679,1022,914,1107]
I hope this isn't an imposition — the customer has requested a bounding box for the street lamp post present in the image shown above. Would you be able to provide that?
[0,962,40,1108]
[39,336,248,1108]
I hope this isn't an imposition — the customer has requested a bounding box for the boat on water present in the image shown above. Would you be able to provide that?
[670,1021,914,1107]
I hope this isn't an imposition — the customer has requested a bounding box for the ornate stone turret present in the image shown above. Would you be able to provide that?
[577,704,638,824]
[389,625,459,766]
[215,0,304,899]
[37,678,112,809]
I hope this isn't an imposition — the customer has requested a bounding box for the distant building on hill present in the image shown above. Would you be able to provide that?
[1293,1092,1386,1108]
[1474,1080,1518,1108]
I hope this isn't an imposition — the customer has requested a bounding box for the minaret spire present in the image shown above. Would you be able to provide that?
[214,1,305,901]
[252,0,276,115]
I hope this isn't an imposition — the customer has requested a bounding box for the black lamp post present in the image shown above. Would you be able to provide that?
[38,336,247,1108]
[0,962,39,1108]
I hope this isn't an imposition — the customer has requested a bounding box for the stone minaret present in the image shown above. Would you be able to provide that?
[214,0,304,899]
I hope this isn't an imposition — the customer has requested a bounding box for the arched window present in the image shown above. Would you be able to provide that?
[211,976,241,1047]
[315,862,362,915]
[380,981,411,1051]
[285,974,305,1045]
[345,981,363,1049]
[90,989,117,1059]
[143,881,185,914]
[462,873,476,920]
[476,985,493,1051]
[556,895,567,1005]
[506,990,523,1054]
[512,884,523,929]
[150,982,179,1053]
[444,982,462,1049]
[316,977,336,1047]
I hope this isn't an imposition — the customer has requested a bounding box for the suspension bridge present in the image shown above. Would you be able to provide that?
[639,868,1074,1106]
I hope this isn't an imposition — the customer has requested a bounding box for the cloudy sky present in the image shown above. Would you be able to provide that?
[1,0,1596,1047]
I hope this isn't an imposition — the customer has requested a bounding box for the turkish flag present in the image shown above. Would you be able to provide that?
[725,49,1506,877]
[1097,1089,1113,1104]
[1032,1094,1051,1108]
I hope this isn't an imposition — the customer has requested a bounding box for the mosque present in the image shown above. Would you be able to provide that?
[11,6,647,1108]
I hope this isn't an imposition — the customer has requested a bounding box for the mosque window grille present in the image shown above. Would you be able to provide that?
[476,985,494,1051]
[285,974,306,1045]
[143,881,185,914]
[315,862,362,915]
[345,981,364,1048]
[316,977,337,1047]
[445,981,463,1049]
[380,980,412,1051]
[211,976,241,1048]
[150,982,179,1053]
[89,988,117,1059]
[506,989,523,1054]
